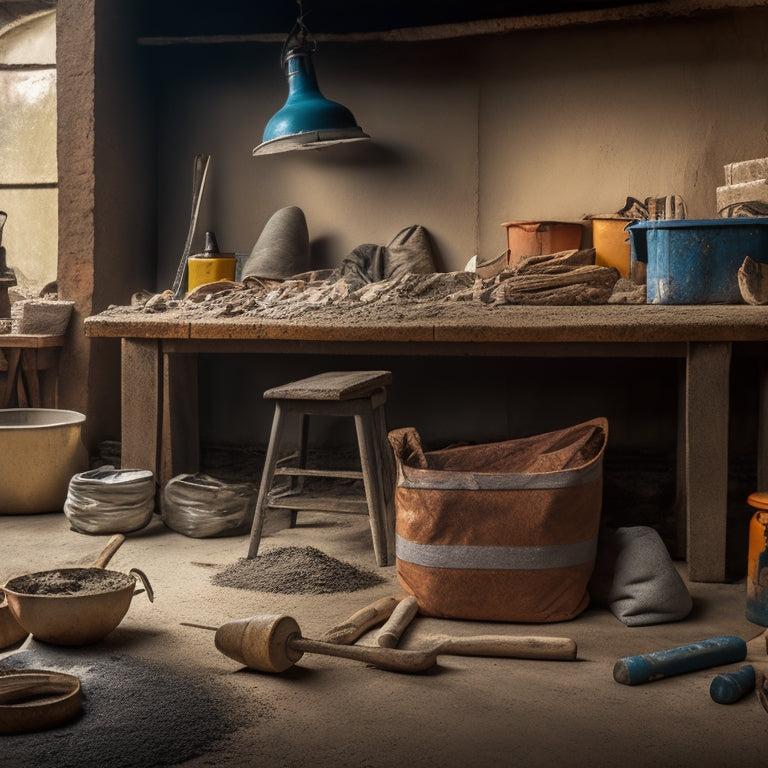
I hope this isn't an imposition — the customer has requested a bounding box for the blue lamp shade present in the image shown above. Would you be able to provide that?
[253,40,369,155]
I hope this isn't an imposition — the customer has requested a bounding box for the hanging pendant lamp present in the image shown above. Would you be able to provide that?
[253,15,370,156]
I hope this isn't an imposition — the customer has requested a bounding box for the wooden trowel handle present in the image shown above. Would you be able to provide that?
[91,534,126,569]
[376,596,419,648]
[290,635,437,674]
[320,596,402,645]
[427,634,577,660]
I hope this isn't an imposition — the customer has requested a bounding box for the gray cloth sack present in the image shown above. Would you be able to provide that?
[337,224,437,290]
[589,525,693,626]
[242,206,310,280]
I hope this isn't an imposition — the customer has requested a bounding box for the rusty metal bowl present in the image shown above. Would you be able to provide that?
[3,567,153,647]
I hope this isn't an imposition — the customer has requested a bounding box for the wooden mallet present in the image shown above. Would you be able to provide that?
[214,614,438,674]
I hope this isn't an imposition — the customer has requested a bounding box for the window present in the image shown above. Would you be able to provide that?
[0,7,57,298]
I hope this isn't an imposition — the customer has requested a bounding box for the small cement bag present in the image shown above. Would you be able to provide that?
[64,467,155,534]
[589,525,693,626]
[389,418,608,622]
[162,473,256,538]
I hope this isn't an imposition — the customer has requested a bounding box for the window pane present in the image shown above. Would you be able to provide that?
[1,189,57,291]
[0,68,57,183]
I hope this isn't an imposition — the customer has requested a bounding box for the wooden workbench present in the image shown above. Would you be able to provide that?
[84,303,768,582]
[0,333,66,409]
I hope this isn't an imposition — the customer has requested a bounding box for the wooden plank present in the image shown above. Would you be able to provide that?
[685,341,731,582]
[264,371,392,401]
[161,351,199,486]
[86,305,768,344]
[266,492,368,515]
[758,356,768,491]
[0,334,65,348]
[1,348,20,407]
[121,339,161,478]
[19,349,41,407]
[137,0,768,45]
[274,467,364,480]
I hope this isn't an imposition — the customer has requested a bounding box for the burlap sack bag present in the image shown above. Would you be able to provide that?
[389,417,608,622]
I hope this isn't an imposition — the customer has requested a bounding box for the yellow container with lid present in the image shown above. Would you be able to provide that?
[187,256,237,291]
[591,217,633,279]
[187,230,237,292]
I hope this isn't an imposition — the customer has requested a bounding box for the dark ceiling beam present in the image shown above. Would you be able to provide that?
[137,0,768,45]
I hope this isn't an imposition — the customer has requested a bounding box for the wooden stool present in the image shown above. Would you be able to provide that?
[247,371,396,566]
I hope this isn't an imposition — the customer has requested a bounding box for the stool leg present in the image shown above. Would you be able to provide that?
[248,403,287,559]
[354,402,394,566]
[374,402,396,557]
[287,413,310,528]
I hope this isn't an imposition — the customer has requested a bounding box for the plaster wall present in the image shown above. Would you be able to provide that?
[148,10,768,284]
[57,4,768,462]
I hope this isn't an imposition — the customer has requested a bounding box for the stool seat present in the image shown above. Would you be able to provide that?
[263,370,392,401]
[247,371,396,566]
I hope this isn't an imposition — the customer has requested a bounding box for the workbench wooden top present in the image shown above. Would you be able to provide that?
[0,334,66,348]
[84,304,768,344]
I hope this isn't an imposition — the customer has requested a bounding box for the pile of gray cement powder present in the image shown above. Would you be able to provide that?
[0,644,256,768]
[211,546,385,594]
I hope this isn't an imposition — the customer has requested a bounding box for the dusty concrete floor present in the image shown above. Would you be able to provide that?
[1,508,767,768]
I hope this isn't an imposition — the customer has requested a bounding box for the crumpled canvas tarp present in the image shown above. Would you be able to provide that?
[336,224,437,290]
[389,418,608,622]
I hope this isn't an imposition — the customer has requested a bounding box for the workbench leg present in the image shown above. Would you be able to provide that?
[757,355,768,491]
[686,341,731,582]
[121,338,162,480]
[674,359,687,560]
[161,352,199,487]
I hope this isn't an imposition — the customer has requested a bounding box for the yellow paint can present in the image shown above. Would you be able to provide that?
[187,256,237,292]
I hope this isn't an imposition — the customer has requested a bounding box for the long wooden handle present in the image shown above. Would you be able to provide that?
[319,596,402,645]
[289,635,436,673]
[376,596,419,648]
[425,634,577,660]
[91,534,126,569]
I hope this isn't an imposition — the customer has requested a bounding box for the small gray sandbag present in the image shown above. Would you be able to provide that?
[242,206,310,280]
[589,525,693,626]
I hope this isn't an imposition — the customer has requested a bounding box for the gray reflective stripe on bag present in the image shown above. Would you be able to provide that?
[396,534,598,570]
[397,457,603,491]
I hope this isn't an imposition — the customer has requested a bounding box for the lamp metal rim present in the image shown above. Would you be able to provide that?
[253,128,370,156]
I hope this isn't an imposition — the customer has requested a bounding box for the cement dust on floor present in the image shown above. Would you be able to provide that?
[1,510,767,768]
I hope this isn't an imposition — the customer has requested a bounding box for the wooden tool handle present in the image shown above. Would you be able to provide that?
[376,596,419,648]
[613,635,747,685]
[320,596,402,645]
[427,634,577,660]
[289,635,436,673]
[91,534,126,569]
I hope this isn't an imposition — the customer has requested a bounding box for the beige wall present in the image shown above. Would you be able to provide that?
[149,9,768,288]
[56,3,768,458]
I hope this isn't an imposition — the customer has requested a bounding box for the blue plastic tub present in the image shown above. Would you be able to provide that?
[628,218,768,304]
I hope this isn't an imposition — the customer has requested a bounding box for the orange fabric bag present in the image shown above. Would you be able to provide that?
[389,418,608,622]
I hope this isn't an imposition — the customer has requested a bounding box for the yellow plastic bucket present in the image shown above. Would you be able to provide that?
[591,218,633,279]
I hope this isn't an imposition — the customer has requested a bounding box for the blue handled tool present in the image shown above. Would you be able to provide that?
[710,665,756,704]
[613,635,747,686]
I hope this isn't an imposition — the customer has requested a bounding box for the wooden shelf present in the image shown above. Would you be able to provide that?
[137,0,767,46]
